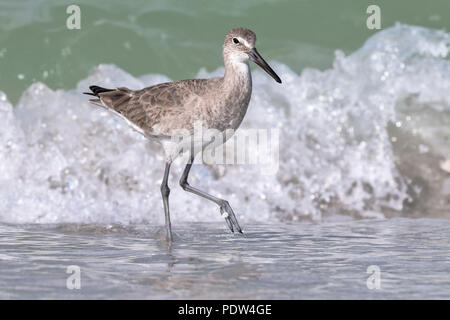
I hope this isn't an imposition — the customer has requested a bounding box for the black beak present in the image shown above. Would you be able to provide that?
[248,48,282,83]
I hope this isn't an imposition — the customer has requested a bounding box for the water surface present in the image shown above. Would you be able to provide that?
[1,218,448,299]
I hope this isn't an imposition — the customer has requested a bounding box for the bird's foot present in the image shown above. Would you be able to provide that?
[219,201,243,234]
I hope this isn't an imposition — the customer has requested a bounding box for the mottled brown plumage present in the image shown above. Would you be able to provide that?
[88,72,250,137]
[84,28,281,242]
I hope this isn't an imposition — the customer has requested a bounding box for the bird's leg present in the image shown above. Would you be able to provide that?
[179,157,242,233]
[161,161,173,242]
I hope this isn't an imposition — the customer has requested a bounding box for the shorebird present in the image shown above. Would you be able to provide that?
[84,28,281,241]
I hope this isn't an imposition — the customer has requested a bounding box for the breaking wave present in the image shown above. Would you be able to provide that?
[1,24,449,224]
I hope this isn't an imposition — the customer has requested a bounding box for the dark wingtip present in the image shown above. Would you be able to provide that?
[87,85,115,96]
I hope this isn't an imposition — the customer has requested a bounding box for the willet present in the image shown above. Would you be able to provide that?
[84,28,281,241]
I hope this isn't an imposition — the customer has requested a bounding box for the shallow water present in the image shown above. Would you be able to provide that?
[0,218,449,299]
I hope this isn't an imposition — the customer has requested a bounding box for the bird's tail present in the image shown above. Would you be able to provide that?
[83,85,134,116]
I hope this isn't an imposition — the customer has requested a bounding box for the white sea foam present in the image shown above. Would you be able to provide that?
[0,24,449,224]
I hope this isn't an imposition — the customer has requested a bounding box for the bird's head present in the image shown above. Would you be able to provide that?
[223,27,281,83]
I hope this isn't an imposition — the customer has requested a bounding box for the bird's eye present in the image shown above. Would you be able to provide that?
[232,38,239,44]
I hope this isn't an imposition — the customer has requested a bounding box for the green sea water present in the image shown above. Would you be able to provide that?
[1,0,449,103]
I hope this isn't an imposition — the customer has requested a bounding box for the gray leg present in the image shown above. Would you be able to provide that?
[161,161,173,242]
[179,158,242,233]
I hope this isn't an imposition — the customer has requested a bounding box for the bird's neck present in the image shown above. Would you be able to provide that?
[223,59,252,93]
[211,58,252,131]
